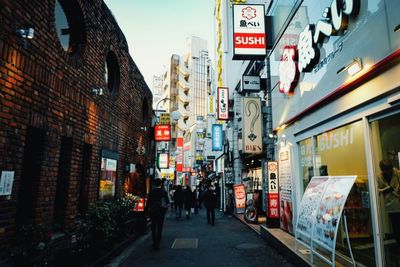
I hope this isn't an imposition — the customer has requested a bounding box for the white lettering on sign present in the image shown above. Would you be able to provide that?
[279,46,299,95]
[297,0,359,72]
[318,127,354,151]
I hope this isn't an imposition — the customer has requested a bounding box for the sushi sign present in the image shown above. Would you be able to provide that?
[232,4,266,60]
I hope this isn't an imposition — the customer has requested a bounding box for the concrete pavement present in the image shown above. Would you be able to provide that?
[104,207,296,267]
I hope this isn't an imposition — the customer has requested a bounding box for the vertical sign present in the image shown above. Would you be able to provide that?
[232,4,266,60]
[158,153,169,169]
[279,145,294,234]
[243,97,262,154]
[212,124,223,151]
[233,184,246,213]
[208,95,215,116]
[217,87,229,120]
[0,171,14,196]
[176,137,183,172]
[267,162,279,219]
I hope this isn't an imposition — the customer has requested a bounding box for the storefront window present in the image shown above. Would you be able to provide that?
[371,112,400,266]
[300,121,375,266]
[99,157,117,200]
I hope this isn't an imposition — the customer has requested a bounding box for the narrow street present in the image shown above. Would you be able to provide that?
[105,208,295,267]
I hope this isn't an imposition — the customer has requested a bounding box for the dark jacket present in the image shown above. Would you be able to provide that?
[173,186,184,207]
[147,187,169,217]
[203,188,217,209]
[183,187,194,210]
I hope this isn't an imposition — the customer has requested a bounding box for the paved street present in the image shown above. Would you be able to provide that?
[105,207,295,267]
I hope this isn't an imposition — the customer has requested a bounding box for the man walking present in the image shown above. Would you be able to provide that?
[203,184,217,225]
[147,178,169,250]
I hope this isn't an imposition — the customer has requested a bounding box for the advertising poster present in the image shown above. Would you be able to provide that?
[243,97,263,154]
[312,176,357,252]
[267,161,279,218]
[296,176,330,241]
[279,145,294,234]
[233,184,246,212]
[99,158,117,199]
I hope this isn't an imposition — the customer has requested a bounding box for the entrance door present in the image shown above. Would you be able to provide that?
[370,112,400,266]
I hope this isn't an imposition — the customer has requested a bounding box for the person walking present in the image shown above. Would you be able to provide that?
[173,185,183,219]
[183,185,194,219]
[147,178,169,250]
[203,184,217,225]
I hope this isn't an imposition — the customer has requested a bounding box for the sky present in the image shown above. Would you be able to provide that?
[104,0,216,89]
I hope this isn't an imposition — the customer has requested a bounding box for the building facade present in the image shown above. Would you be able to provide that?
[268,0,400,266]
[0,0,153,248]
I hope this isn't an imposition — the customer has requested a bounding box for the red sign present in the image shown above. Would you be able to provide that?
[176,137,183,172]
[234,33,266,49]
[133,197,146,212]
[279,46,299,95]
[268,193,280,218]
[154,125,171,141]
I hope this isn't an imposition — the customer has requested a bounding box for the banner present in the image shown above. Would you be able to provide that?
[212,124,223,151]
[176,137,183,172]
[217,87,229,120]
[243,97,262,154]
[279,145,293,234]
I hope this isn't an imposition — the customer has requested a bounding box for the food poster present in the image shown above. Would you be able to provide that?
[234,184,246,213]
[312,176,357,252]
[279,145,294,234]
[296,176,329,243]
[99,158,117,199]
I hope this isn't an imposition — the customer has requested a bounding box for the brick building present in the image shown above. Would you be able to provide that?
[0,0,153,247]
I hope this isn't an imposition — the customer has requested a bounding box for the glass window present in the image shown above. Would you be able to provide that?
[54,0,86,56]
[370,112,400,266]
[300,121,375,266]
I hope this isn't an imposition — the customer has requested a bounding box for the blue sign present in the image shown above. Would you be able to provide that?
[212,124,223,151]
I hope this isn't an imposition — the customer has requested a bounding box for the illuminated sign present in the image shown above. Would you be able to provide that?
[158,153,169,169]
[154,124,171,141]
[176,137,183,172]
[159,113,170,125]
[217,87,229,120]
[212,124,223,151]
[232,4,266,60]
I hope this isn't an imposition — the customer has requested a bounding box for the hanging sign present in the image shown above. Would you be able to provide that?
[212,124,223,151]
[217,87,229,120]
[176,137,183,172]
[155,124,171,141]
[232,4,266,60]
[243,97,262,154]
[158,153,169,169]
[159,113,171,125]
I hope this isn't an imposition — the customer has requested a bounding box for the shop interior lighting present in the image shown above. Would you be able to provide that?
[16,28,35,39]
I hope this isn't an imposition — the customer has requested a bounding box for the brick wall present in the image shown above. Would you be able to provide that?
[0,0,153,247]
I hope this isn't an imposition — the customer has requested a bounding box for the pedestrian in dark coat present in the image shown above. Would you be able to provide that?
[183,185,194,219]
[173,185,183,219]
[203,184,217,225]
[147,178,169,249]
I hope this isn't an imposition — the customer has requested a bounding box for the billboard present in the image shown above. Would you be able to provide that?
[243,97,262,154]
[232,4,266,60]
[217,87,229,120]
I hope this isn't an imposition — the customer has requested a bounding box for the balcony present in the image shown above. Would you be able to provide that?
[178,106,190,118]
[177,90,191,104]
[179,64,190,78]
[178,77,190,92]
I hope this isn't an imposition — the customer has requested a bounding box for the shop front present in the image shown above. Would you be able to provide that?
[266,0,400,266]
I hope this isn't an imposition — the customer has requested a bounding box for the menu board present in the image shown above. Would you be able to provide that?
[312,176,357,251]
[279,145,294,234]
[296,176,330,240]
